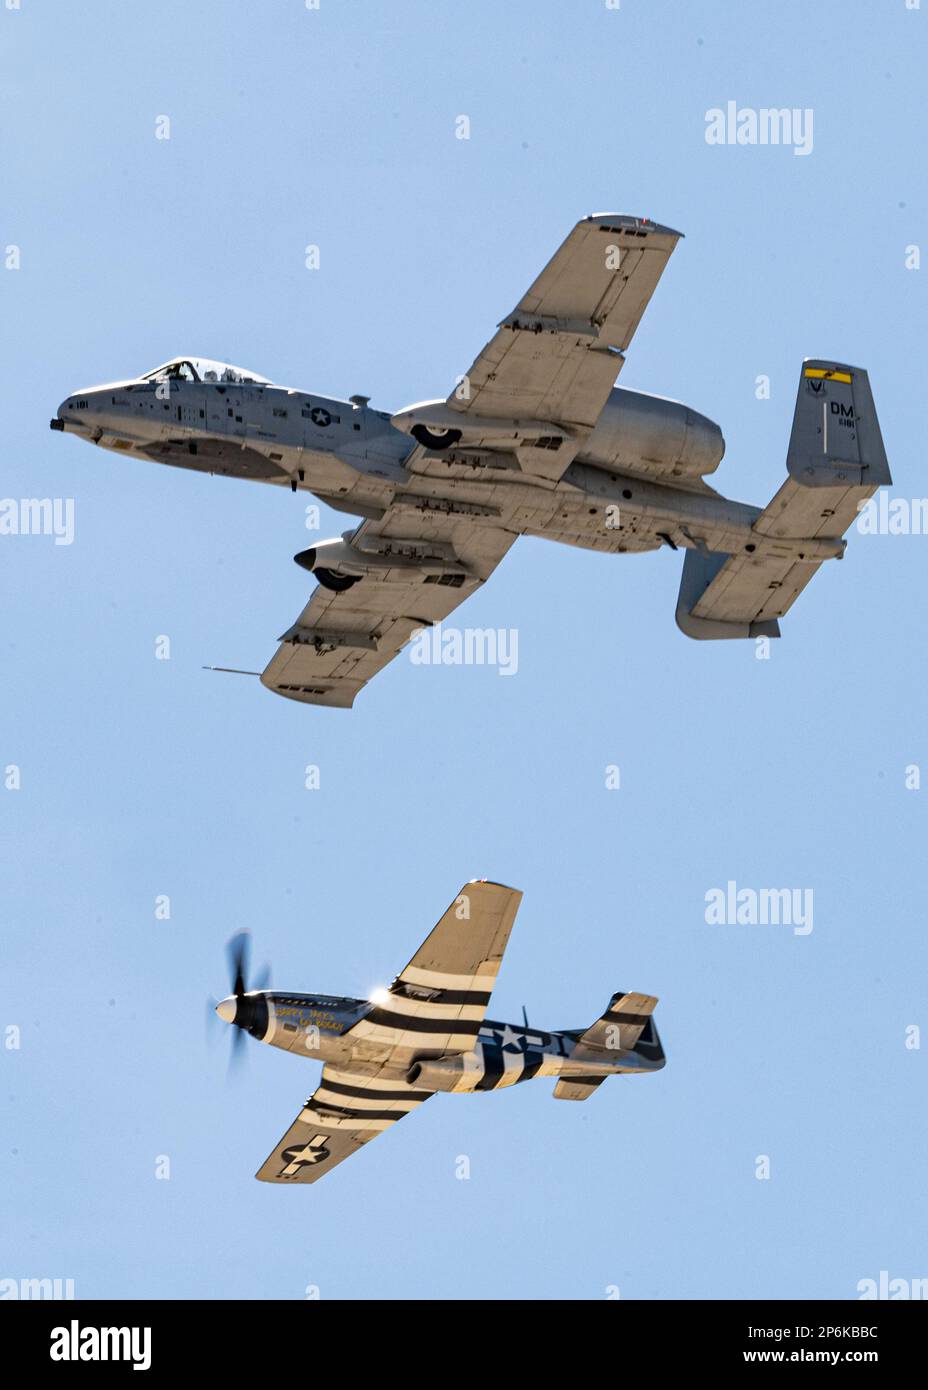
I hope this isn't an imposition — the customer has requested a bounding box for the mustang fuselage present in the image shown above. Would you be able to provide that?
[218,988,664,1093]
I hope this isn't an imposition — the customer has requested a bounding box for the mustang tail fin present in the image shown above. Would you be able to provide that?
[676,360,891,640]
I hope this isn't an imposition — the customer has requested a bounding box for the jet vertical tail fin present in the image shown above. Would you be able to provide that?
[755,359,891,539]
[675,360,891,640]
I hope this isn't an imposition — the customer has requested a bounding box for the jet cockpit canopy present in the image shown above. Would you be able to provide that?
[141,357,271,385]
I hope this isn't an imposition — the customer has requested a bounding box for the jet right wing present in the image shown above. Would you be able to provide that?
[260,513,517,707]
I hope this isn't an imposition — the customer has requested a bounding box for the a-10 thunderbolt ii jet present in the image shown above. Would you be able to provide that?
[211,880,664,1183]
[51,214,891,708]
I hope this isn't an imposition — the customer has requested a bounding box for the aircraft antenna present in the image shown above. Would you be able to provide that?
[202,666,261,676]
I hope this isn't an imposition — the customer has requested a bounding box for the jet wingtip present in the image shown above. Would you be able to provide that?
[585,212,684,239]
[467,879,523,900]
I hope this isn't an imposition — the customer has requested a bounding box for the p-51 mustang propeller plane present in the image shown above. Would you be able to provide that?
[212,880,664,1184]
[51,214,891,708]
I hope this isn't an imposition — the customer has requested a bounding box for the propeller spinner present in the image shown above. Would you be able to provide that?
[212,932,271,1070]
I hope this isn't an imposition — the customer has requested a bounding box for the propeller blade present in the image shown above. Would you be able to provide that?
[217,932,272,1076]
[228,1024,247,1077]
[227,931,250,998]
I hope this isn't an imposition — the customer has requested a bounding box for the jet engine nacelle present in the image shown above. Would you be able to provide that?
[391,389,723,481]
[294,531,471,592]
[295,537,365,573]
[584,386,725,481]
[292,537,370,592]
[390,400,576,453]
[407,1053,484,1094]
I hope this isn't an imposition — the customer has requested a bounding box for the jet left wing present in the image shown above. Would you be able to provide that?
[261,513,517,707]
[256,1063,432,1185]
[450,213,682,436]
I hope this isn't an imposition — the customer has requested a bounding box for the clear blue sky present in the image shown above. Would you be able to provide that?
[2,0,925,1300]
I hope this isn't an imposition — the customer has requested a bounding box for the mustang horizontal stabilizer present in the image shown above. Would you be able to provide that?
[676,361,890,639]
[553,1076,606,1102]
[576,990,660,1053]
[553,991,663,1100]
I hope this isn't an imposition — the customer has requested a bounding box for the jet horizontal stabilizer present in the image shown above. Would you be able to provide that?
[676,360,890,640]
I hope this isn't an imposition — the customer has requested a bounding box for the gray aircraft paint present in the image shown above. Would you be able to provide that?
[51,217,891,706]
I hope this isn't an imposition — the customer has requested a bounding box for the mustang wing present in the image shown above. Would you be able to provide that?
[254,881,522,1184]
[255,1064,432,1185]
[260,514,517,707]
[451,213,682,434]
[347,879,524,1054]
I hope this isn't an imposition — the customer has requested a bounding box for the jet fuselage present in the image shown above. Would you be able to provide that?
[53,364,765,563]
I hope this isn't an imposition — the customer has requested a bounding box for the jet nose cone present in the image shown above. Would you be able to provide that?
[216,996,237,1025]
[50,397,72,431]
